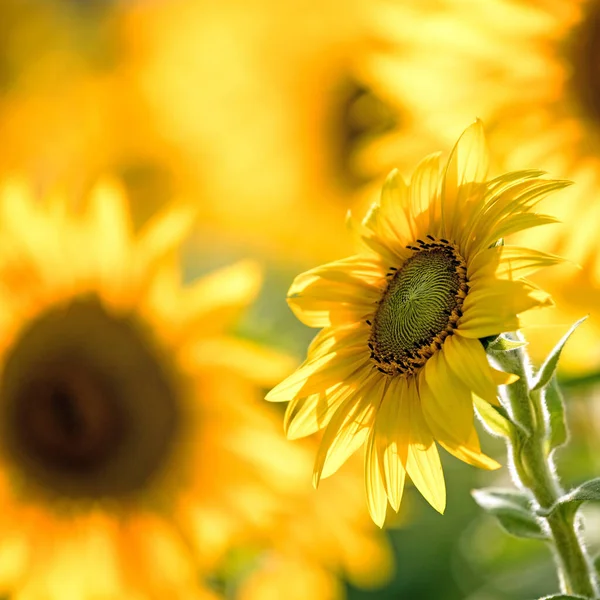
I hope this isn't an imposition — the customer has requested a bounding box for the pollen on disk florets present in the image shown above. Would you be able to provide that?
[367,236,468,376]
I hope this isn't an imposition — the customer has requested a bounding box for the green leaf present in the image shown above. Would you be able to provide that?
[471,487,548,540]
[545,377,568,452]
[473,396,514,437]
[540,478,600,518]
[485,334,528,353]
[569,478,600,501]
[531,316,588,391]
[474,396,532,438]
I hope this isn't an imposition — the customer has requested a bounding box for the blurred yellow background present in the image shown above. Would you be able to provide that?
[1,0,600,599]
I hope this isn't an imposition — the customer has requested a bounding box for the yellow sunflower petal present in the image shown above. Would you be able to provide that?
[25,517,123,600]
[306,324,368,358]
[463,179,570,256]
[441,119,489,240]
[128,515,194,589]
[284,382,356,440]
[490,367,519,386]
[361,231,410,267]
[0,182,61,279]
[287,269,379,328]
[373,377,407,512]
[77,516,122,597]
[421,351,475,447]
[378,168,415,242]
[409,152,442,229]
[485,170,546,195]
[0,531,29,591]
[405,379,446,514]
[458,278,553,338]
[288,274,381,305]
[284,393,326,440]
[442,335,500,405]
[363,204,410,259]
[463,276,552,317]
[182,337,297,387]
[87,181,132,278]
[356,204,411,266]
[468,245,564,281]
[136,202,198,272]
[438,427,501,471]
[479,179,571,243]
[313,374,381,486]
[284,394,321,439]
[365,427,389,528]
[419,372,495,468]
[176,260,262,335]
[291,256,387,289]
[265,350,369,402]
[484,213,560,247]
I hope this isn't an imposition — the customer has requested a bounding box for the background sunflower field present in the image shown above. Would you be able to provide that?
[1,1,600,599]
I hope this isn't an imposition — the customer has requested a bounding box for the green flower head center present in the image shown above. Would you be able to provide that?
[369,241,468,376]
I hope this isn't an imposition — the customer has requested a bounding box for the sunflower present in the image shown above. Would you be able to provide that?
[118,0,442,265]
[266,122,569,526]
[0,179,312,599]
[0,0,186,233]
[370,0,600,372]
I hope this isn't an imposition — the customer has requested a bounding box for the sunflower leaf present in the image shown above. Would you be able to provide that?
[471,487,548,540]
[545,377,568,452]
[473,396,514,437]
[474,396,531,437]
[538,478,600,518]
[484,334,528,353]
[531,316,588,391]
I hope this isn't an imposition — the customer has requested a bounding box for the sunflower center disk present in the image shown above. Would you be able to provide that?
[14,364,124,474]
[332,77,397,191]
[1,297,181,500]
[568,5,600,124]
[370,244,467,376]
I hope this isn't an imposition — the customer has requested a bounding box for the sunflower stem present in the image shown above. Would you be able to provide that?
[490,337,599,599]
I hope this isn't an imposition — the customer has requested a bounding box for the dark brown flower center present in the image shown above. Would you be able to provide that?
[330,77,397,191]
[13,361,125,474]
[368,238,468,376]
[1,296,181,500]
[566,5,600,125]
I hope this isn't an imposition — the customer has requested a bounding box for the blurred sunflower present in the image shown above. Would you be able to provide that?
[0,180,394,599]
[0,180,307,599]
[119,0,436,264]
[371,0,600,372]
[267,122,568,525]
[0,0,187,232]
[0,0,427,265]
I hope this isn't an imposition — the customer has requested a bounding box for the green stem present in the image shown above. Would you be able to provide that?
[491,339,598,598]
